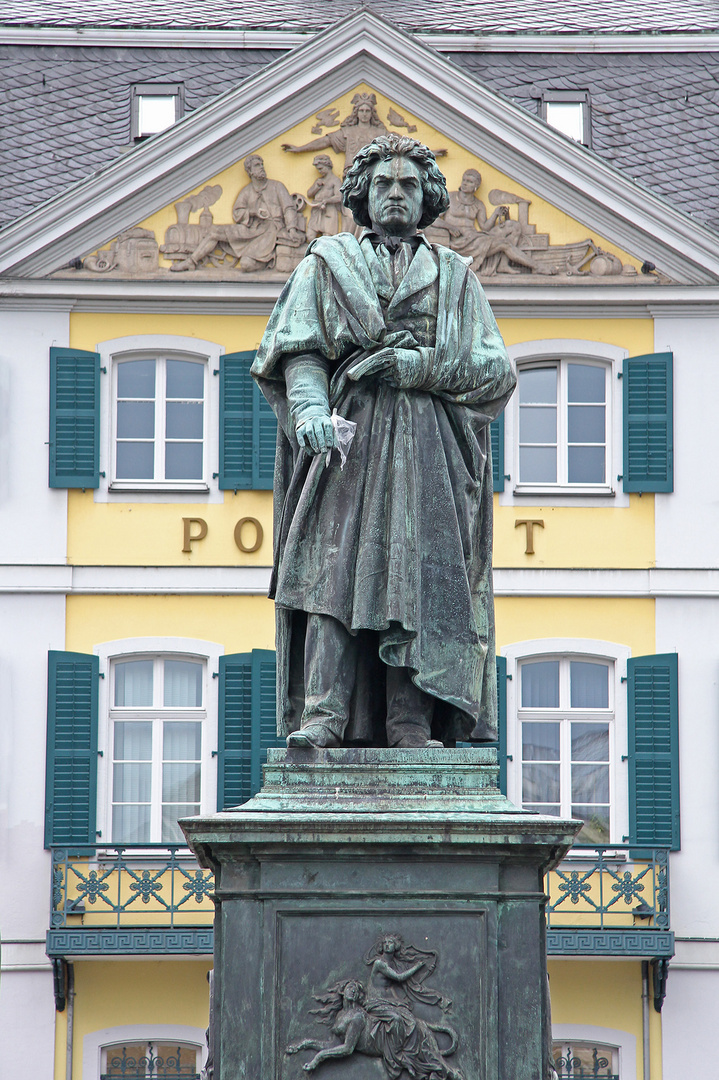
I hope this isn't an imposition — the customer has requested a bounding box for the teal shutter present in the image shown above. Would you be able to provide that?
[219,351,276,490]
[627,653,680,850]
[217,650,281,808]
[45,651,99,847]
[49,347,101,488]
[490,412,505,492]
[622,352,673,493]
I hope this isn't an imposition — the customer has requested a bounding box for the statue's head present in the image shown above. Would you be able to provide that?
[341,134,449,233]
[461,168,482,193]
[343,91,382,128]
[342,979,365,1004]
[244,154,266,179]
[313,154,334,173]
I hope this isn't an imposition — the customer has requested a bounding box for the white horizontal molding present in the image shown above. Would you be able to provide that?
[2,26,718,54]
[1,10,718,283]
[3,565,719,597]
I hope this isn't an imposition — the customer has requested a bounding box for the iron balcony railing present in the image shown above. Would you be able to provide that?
[51,844,668,934]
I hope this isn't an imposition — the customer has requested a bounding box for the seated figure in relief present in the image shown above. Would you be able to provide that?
[170,154,304,272]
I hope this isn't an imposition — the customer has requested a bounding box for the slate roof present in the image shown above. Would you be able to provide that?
[3,24,719,235]
[0,45,282,228]
[2,0,719,33]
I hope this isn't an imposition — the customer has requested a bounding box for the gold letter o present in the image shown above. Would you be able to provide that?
[234,517,263,553]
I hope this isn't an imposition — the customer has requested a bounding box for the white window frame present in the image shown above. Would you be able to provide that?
[540,90,592,147]
[131,82,185,141]
[96,335,223,503]
[95,637,223,847]
[83,1025,206,1080]
[503,638,631,846]
[552,1025,636,1080]
[500,340,628,508]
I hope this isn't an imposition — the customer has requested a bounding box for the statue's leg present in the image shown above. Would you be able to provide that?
[287,614,356,748]
[385,667,443,748]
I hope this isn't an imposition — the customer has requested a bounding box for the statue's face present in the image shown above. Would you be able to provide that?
[368,156,424,236]
[344,981,361,1002]
[382,936,398,954]
[461,171,480,193]
[247,157,266,180]
[357,103,373,123]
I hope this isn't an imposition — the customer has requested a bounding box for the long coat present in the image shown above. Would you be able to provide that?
[252,233,516,743]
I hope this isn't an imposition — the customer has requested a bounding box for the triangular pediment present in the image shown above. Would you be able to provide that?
[1,10,718,285]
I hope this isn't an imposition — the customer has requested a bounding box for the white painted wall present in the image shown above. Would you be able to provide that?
[662,969,719,1077]
[0,592,67,1074]
[653,314,719,569]
[656,597,719,938]
[0,305,70,564]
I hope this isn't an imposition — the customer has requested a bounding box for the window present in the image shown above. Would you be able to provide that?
[113,354,206,490]
[517,359,609,489]
[110,656,206,844]
[552,1042,619,1079]
[101,1041,201,1078]
[540,90,591,146]
[131,83,184,141]
[519,656,614,844]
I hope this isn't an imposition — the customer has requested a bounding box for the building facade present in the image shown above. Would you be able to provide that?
[1,5,718,1078]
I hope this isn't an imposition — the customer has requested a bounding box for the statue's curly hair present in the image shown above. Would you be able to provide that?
[340,134,449,230]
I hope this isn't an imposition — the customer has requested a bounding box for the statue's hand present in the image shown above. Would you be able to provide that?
[282,144,299,152]
[348,348,424,389]
[297,413,338,455]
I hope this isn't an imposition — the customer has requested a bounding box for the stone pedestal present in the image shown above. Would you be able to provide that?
[183,749,579,1080]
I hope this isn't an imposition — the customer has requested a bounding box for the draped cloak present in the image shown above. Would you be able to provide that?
[251,232,516,743]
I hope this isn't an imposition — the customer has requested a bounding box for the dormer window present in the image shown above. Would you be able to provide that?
[131,83,184,141]
[540,91,591,146]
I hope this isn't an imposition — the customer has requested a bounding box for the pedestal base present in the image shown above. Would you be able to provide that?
[183,749,579,1080]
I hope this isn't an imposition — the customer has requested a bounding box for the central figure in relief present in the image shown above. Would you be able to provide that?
[252,134,515,749]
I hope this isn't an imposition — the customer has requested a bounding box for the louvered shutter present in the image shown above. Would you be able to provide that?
[627,653,680,851]
[45,651,99,846]
[622,352,673,493]
[217,650,280,808]
[49,347,101,488]
[490,412,505,493]
[219,352,276,490]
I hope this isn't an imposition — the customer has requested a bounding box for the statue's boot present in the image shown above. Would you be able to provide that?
[393,734,444,749]
[287,724,342,748]
[385,665,443,748]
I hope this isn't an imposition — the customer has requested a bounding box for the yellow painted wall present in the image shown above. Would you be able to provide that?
[54,960,211,1080]
[86,82,644,272]
[65,594,276,654]
[549,959,662,1079]
[495,597,655,657]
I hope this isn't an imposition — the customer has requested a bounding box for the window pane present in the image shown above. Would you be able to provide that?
[113,719,152,757]
[113,761,152,802]
[520,446,557,483]
[568,363,605,402]
[524,803,561,817]
[117,401,155,439]
[568,445,605,483]
[519,367,557,403]
[570,662,609,708]
[163,720,202,759]
[568,404,605,443]
[138,94,176,136]
[164,662,203,707]
[112,804,151,844]
[522,762,560,802]
[116,441,155,480]
[162,805,198,843]
[545,101,584,142]
[166,401,203,439]
[117,359,155,398]
[114,662,153,707]
[572,722,609,761]
[166,359,204,398]
[522,722,560,761]
[572,763,610,803]
[521,661,560,707]
[572,805,610,844]
[520,406,557,443]
[165,442,203,480]
[163,763,201,803]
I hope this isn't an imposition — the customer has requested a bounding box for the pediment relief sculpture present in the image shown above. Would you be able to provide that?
[57,97,654,284]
